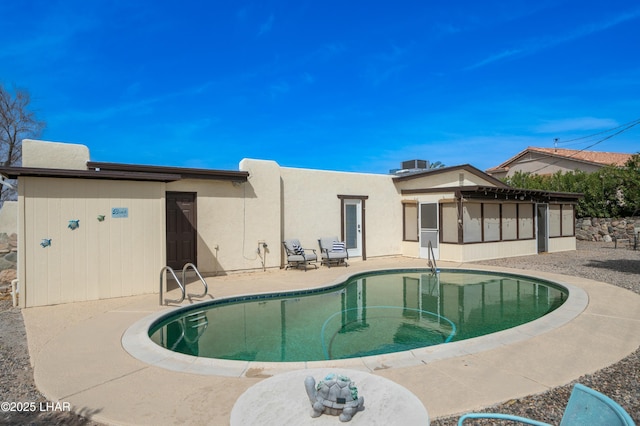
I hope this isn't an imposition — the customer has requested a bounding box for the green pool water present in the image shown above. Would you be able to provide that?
[149,269,567,362]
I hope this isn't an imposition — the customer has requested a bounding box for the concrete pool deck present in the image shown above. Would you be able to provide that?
[22,257,640,425]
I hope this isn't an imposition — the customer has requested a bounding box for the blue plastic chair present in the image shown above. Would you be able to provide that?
[458,383,635,425]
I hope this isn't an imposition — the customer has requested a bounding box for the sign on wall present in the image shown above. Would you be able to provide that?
[111,207,129,218]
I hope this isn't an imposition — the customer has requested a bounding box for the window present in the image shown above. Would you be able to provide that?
[463,203,482,243]
[402,203,418,241]
[420,203,438,229]
[502,204,517,240]
[448,199,578,243]
[549,204,561,237]
[548,204,575,237]
[441,203,459,243]
[561,204,574,236]
[518,204,534,239]
[458,201,536,243]
[483,204,500,241]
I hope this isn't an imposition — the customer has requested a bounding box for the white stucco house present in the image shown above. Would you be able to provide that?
[0,140,581,307]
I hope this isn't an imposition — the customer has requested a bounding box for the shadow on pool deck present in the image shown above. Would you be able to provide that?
[583,258,640,274]
[22,256,640,425]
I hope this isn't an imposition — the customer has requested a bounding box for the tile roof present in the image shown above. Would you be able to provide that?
[528,147,632,166]
[486,147,633,173]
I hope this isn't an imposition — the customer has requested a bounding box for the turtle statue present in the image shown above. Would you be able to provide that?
[304,373,365,422]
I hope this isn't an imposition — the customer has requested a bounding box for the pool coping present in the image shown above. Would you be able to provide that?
[122,267,589,378]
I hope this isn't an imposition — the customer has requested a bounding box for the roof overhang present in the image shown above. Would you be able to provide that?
[0,166,182,182]
[401,185,582,203]
[457,186,583,203]
[393,164,510,188]
[0,162,250,183]
[87,162,249,182]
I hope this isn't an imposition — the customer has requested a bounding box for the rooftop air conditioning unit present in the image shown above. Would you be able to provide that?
[401,160,428,170]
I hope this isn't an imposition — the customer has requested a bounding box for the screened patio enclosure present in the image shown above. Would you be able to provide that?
[442,186,582,254]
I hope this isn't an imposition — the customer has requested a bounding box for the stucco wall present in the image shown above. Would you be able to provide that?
[238,159,282,269]
[19,177,164,307]
[278,165,403,260]
[166,161,282,274]
[440,239,538,262]
[22,139,90,169]
[548,236,576,253]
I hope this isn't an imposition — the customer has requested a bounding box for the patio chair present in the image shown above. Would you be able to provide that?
[318,237,349,268]
[282,239,318,271]
[458,383,635,426]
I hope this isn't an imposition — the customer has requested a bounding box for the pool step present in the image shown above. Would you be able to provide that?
[187,311,209,330]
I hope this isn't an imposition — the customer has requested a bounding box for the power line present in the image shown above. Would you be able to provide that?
[529,119,640,174]
[555,117,640,145]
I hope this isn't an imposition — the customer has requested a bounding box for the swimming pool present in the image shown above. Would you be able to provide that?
[148,269,567,362]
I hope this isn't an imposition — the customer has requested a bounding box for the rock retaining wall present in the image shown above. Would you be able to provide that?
[575,217,640,243]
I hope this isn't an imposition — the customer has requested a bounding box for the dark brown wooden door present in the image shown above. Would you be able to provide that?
[166,192,197,269]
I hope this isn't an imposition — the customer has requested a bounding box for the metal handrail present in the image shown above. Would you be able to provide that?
[160,266,185,305]
[183,263,208,299]
[427,240,438,274]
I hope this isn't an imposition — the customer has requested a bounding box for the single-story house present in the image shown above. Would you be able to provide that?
[0,140,581,308]
[486,147,633,179]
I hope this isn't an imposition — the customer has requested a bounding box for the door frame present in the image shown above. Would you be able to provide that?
[338,195,368,260]
[419,202,439,260]
[536,203,549,253]
[166,191,198,269]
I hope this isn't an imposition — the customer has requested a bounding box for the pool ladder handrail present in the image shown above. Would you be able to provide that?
[160,266,184,305]
[183,262,209,299]
[427,240,438,274]
[159,263,209,305]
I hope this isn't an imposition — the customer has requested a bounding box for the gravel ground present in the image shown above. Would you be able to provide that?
[433,240,640,425]
[0,240,638,425]
[0,296,101,425]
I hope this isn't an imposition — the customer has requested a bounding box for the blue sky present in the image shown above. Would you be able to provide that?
[1,0,639,174]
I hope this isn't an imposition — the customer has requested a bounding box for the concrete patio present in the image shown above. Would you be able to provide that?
[22,256,640,425]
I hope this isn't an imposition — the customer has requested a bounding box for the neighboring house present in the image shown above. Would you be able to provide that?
[486,147,633,179]
[0,140,581,308]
